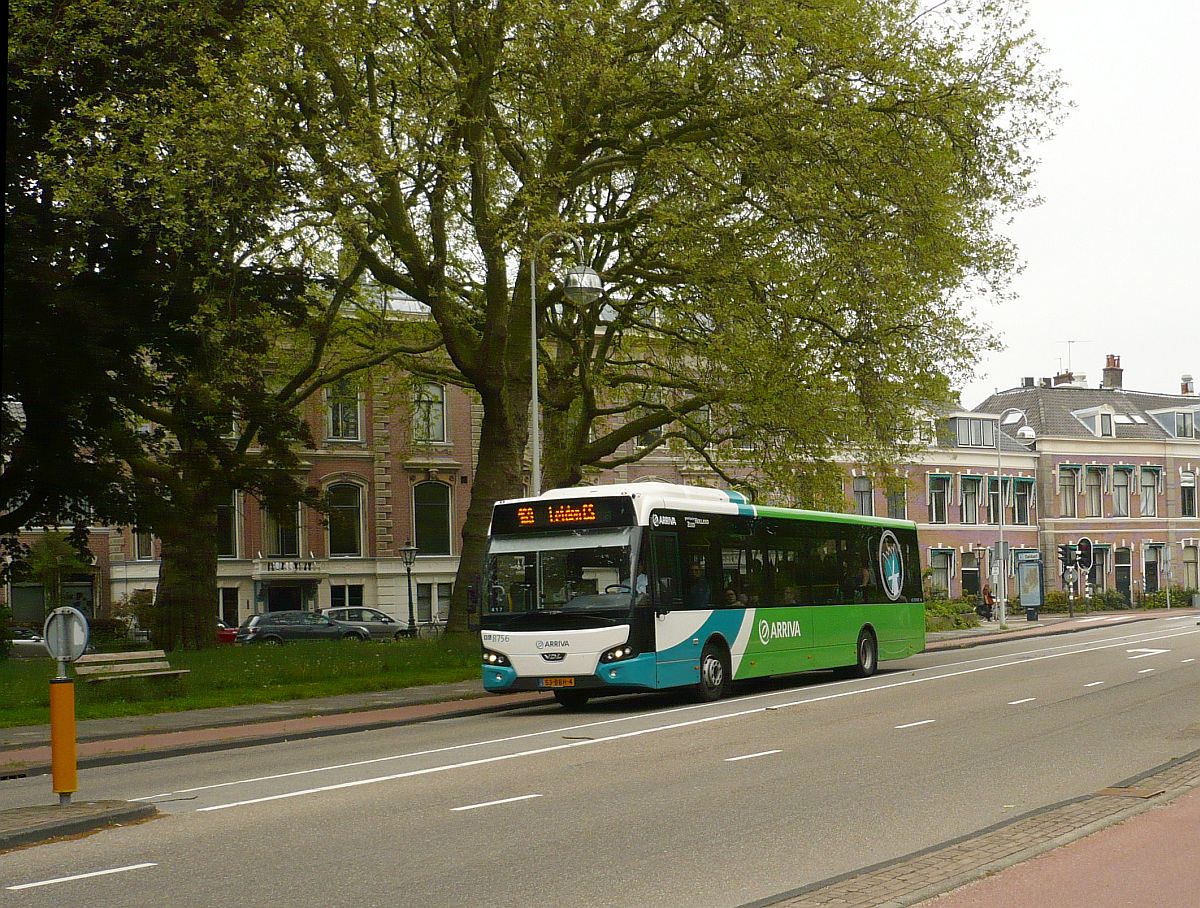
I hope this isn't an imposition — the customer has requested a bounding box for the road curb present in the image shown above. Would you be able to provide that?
[747,749,1200,907]
[3,693,550,777]
[924,610,1168,651]
[0,800,158,853]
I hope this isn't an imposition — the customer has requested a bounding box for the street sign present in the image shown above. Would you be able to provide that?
[43,607,89,664]
[1017,550,1040,562]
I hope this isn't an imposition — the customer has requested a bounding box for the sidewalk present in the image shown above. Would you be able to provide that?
[2,608,1195,852]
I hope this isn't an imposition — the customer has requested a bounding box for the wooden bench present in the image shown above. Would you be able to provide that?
[73,650,190,683]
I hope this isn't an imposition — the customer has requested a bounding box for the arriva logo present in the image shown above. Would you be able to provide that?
[758,618,804,646]
[879,530,904,601]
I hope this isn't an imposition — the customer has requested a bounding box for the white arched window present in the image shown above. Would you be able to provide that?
[327,482,363,557]
[413,481,451,555]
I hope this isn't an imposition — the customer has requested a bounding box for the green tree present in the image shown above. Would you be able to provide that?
[271,0,1060,630]
[5,1,439,646]
[24,533,92,613]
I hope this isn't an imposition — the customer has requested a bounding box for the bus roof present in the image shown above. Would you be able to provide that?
[493,481,916,531]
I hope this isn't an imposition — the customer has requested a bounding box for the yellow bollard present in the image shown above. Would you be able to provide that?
[49,677,77,805]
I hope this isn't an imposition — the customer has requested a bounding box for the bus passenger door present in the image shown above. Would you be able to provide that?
[650,532,700,687]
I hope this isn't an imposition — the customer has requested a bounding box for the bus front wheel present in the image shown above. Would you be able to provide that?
[553,689,590,709]
[854,629,878,678]
[696,640,730,702]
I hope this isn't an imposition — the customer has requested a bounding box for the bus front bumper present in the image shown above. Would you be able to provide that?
[482,652,658,693]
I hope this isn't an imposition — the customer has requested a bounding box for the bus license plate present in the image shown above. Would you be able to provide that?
[540,677,575,688]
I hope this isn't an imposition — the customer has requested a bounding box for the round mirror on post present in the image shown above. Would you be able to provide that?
[43,606,90,673]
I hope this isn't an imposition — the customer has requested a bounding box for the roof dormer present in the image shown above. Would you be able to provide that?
[1071,405,1118,438]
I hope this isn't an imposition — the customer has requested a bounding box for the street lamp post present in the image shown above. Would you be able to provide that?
[400,542,418,636]
[529,232,604,496]
[995,408,1035,626]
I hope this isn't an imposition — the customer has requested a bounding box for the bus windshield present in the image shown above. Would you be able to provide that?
[485,528,639,617]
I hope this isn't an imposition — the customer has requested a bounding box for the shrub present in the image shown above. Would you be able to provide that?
[924,597,979,632]
[0,603,12,661]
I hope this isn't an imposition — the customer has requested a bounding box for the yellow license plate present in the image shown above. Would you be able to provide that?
[540,677,575,688]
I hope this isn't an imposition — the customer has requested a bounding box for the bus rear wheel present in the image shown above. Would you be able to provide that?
[854,629,878,677]
[553,689,590,709]
[696,640,730,702]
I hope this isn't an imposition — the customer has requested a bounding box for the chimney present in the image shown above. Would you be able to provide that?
[1102,354,1123,390]
[1184,374,1195,396]
[1021,377,1035,388]
[1052,371,1074,387]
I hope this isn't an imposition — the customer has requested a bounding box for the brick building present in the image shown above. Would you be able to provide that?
[5,355,1198,627]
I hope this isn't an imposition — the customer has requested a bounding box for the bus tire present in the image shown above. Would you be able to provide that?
[854,629,878,678]
[696,639,730,702]
[553,689,590,709]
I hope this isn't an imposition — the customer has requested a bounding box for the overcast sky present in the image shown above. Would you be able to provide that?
[957,0,1199,408]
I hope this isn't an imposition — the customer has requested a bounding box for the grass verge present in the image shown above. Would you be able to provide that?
[0,634,481,728]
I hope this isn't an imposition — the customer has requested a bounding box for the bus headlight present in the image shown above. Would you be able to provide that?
[482,649,511,667]
[600,644,637,663]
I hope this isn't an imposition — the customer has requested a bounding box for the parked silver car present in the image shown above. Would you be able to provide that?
[8,627,46,658]
[321,607,411,641]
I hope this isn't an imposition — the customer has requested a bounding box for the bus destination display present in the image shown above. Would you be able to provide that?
[492,497,636,534]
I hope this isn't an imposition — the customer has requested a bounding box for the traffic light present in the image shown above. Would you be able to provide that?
[1057,543,1076,569]
[1076,537,1093,572]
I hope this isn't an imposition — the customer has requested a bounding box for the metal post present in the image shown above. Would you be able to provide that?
[528,232,603,497]
[530,251,541,496]
[997,437,1006,626]
[405,562,416,633]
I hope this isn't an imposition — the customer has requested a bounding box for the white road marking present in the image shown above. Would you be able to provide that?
[182,626,1198,811]
[1008,698,1037,705]
[7,863,157,891]
[1183,659,1195,664]
[1138,668,1155,674]
[894,720,936,729]
[1166,616,1191,621]
[451,794,541,812]
[1084,681,1105,687]
[725,750,781,762]
[1126,647,1170,659]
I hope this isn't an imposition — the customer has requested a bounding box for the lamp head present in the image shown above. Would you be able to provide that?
[400,542,418,567]
[563,264,604,304]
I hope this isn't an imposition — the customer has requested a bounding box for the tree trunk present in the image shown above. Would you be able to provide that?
[155,480,220,649]
[445,389,527,634]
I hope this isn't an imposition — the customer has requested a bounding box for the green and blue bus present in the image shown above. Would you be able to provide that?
[481,482,925,708]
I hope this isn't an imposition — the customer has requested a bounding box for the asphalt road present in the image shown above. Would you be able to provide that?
[2,616,1198,907]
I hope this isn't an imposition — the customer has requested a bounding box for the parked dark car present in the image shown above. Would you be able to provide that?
[234,611,369,645]
[321,606,410,641]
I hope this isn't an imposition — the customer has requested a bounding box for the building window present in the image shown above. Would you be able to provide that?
[1140,468,1158,517]
[217,492,238,558]
[326,379,361,441]
[961,551,980,598]
[327,483,363,557]
[930,550,951,596]
[1113,469,1130,517]
[265,506,301,557]
[414,481,451,555]
[853,477,873,516]
[1144,546,1160,594]
[413,383,446,443]
[887,489,907,521]
[1176,411,1195,439]
[960,477,980,525]
[1059,469,1078,518]
[1085,468,1104,518]
[1088,548,1107,592]
[929,477,949,524]
[1182,471,1196,518]
[1100,413,1114,437]
[135,530,154,561]
[955,417,995,448]
[987,477,1006,525]
[1184,545,1198,591]
[331,583,364,609]
[1013,482,1031,525]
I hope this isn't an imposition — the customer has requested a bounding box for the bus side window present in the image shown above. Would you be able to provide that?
[650,532,682,607]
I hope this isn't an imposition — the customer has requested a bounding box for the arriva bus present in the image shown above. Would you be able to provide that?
[481,482,924,708]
